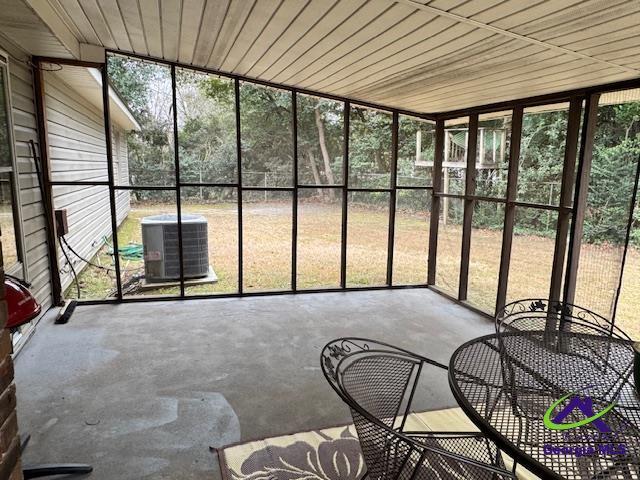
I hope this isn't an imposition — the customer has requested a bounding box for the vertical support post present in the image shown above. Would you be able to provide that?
[291,91,298,291]
[235,79,243,294]
[427,119,445,285]
[340,102,349,288]
[495,107,523,313]
[101,60,123,300]
[170,65,185,297]
[492,130,496,164]
[563,93,601,306]
[387,112,399,286]
[548,97,583,306]
[459,114,478,301]
[443,128,449,225]
[32,59,63,305]
[443,169,449,224]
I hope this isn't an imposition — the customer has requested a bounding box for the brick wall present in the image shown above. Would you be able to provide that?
[0,243,21,479]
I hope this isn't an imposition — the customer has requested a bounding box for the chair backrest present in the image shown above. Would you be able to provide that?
[495,299,633,409]
[321,338,421,480]
[321,338,420,428]
[496,298,631,341]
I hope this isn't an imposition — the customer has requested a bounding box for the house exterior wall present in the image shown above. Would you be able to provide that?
[2,39,52,316]
[0,32,133,326]
[43,72,130,294]
[0,37,29,480]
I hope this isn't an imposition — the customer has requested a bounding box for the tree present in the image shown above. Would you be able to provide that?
[106,56,640,246]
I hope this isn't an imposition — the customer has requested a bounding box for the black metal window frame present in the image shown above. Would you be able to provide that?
[0,51,26,277]
[40,52,437,305]
[428,100,582,317]
[33,51,640,322]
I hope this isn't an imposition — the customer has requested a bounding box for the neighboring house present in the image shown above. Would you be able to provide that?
[0,32,138,347]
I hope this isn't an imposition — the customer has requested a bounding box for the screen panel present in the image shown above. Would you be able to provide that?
[346,191,390,286]
[348,106,392,188]
[242,190,293,291]
[575,89,640,320]
[181,187,238,296]
[297,188,342,289]
[467,201,504,314]
[517,103,570,206]
[53,185,116,300]
[240,82,293,187]
[117,189,180,298]
[507,207,558,304]
[441,117,469,196]
[107,55,176,187]
[393,189,430,285]
[397,115,435,187]
[435,196,464,296]
[476,111,512,199]
[176,69,237,184]
[297,94,344,186]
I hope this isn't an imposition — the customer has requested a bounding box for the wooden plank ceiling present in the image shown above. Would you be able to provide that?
[21,0,640,113]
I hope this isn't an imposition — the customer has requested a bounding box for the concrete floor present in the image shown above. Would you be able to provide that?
[14,289,493,480]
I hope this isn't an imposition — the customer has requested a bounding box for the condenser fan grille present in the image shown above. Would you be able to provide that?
[141,214,209,282]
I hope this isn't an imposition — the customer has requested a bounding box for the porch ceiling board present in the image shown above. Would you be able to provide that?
[54,0,100,45]
[16,0,640,113]
[228,0,310,76]
[416,65,630,112]
[207,0,264,71]
[72,0,118,49]
[216,0,282,72]
[114,0,148,54]
[138,0,163,58]
[0,0,75,58]
[378,52,593,103]
[258,0,401,83]
[177,0,206,64]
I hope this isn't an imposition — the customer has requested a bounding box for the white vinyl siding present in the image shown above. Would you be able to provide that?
[44,72,130,292]
[0,37,52,343]
[5,45,51,304]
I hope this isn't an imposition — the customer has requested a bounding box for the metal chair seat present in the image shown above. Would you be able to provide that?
[408,431,505,466]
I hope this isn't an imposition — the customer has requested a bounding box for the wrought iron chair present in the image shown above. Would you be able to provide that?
[321,337,516,480]
[496,298,632,341]
[495,299,634,421]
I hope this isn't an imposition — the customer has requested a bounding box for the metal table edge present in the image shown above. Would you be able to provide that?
[448,332,565,480]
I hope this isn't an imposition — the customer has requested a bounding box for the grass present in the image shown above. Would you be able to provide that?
[65,200,640,338]
[0,206,18,269]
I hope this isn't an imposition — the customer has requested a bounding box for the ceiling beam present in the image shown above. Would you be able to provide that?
[394,0,640,75]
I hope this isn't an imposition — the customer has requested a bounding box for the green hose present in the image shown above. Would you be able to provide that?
[103,236,143,260]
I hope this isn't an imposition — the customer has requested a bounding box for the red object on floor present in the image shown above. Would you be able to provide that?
[5,275,41,329]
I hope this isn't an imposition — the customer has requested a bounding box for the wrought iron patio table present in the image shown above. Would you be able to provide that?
[449,331,640,479]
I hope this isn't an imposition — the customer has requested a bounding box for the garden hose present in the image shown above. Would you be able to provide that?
[102,236,144,260]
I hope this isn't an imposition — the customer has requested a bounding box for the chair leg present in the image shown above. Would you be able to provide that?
[22,464,93,479]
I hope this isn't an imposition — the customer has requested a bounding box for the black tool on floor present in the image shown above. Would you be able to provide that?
[55,299,77,324]
[20,435,93,479]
